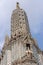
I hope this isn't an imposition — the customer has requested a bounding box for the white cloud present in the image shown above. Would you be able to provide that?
[0,41,4,50]
[27,0,43,34]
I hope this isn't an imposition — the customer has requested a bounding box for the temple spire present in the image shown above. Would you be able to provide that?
[16,2,20,9]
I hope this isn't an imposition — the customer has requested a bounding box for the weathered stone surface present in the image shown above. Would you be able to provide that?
[0,2,43,65]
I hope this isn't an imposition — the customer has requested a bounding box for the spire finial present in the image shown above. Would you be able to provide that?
[16,2,20,9]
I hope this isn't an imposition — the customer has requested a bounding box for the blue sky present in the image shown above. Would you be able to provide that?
[0,0,43,50]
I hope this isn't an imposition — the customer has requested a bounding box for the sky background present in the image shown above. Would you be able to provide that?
[0,0,43,50]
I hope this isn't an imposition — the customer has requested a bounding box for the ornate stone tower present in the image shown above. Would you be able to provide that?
[0,2,43,65]
[11,2,31,38]
[11,2,39,65]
